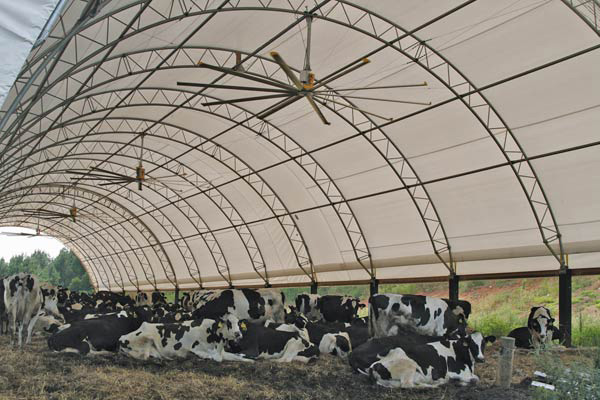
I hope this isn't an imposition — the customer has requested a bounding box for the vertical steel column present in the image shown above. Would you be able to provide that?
[174,286,180,306]
[310,282,318,295]
[369,278,379,297]
[449,273,460,302]
[559,268,572,347]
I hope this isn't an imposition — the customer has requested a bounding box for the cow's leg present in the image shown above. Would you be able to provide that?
[17,320,24,348]
[9,310,17,346]
[222,351,254,363]
[25,313,40,345]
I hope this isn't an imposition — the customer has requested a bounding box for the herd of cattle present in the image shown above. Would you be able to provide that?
[0,273,563,388]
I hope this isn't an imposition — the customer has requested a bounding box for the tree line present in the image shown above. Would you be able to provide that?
[0,249,93,291]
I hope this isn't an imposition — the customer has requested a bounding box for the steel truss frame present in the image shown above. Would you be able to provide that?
[0,0,579,289]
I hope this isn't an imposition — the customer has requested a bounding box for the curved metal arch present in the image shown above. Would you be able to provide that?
[9,129,304,287]
[560,0,600,36]
[10,144,247,288]
[1,216,109,291]
[2,2,564,273]
[0,185,170,289]
[1,203,122,290]
[0,218,103,290]
[0,183,174,289]
[3,184,166,290]
[0,178,177,289]
[11,116,317,285]
[319,1,566,266]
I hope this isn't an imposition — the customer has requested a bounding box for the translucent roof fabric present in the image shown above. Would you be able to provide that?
[0,0,598,291]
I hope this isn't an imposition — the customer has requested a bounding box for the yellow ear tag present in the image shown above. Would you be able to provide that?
[218,322,223,328]
[240,322,247,331]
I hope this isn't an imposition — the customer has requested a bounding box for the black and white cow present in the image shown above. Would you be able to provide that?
[135,291,167,307]
[295,294,365,323]
[0,278,7,334]
[368,294,469,338]
[191,289,285,323]
[227,320,319,363]
[355,332,495,388]
[304,319,368,358]
[3,273,49,347]
[47,308,152,355]
[118,314,248,362]
[508,306,558,349]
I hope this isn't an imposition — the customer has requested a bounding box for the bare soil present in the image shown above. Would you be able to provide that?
[0,334,592,400]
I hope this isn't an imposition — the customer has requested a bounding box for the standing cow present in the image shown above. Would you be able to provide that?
[368,294,469,338]
[3,273,47,347]
[0,278,7,334]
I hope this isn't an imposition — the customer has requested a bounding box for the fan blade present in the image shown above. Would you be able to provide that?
[177,82,291,93]
[313,58,371,89]
[0,232,35,237]
[98,180,133,186]
[314,95,392,121]
[197,62,294,90]
[305,94,331,125]
[320,94,431,106]
[201,93,292,107]
[87,166,132,177]
[270,52,303,90]
[318,83,428,92]
[256,95,303,120]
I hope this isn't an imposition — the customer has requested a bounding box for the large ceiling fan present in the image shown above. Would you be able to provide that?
[66,134,188,192]
[18,207,117,224]
[0,227,47,238]
[178,13,430,125]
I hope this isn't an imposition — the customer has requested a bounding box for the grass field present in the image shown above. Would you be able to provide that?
[282,275,600,346]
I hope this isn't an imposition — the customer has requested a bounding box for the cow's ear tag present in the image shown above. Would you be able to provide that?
[218,322,223,328]
[240,322,247,331]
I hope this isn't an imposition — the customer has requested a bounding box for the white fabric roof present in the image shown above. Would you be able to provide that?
[0,0,599,291]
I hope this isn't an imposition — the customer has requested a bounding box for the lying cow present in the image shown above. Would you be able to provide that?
[118,314,248,362]
[3,273,56,347]
[47,308,152,355]
[368,294,469,338]
[227,320,319,363]
[304,319,368,358]
[354,332,495,388]
[508,306,558,349]
[295,294,365,323]
[191,288,285,323]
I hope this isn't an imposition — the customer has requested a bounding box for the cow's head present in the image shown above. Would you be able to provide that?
[215,314,243,342]
[528,306,554,346]
[41,287,62,319]
[464,332,496,363]
[341,296,363,320]
[135,292,149,306]
[118,324,152,360]
[151,291,166,305]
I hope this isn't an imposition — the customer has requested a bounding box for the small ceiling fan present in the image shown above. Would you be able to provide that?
[178,12,430,125]
[0,226,46,238]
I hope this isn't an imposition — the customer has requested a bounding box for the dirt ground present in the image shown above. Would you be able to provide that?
[0,334,592,400]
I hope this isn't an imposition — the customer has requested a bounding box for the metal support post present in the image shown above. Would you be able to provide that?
[310,282,318,294]
[449,273,460,302]
[174,286,179,305]
[559,267,572,347]
[369,278,379,297]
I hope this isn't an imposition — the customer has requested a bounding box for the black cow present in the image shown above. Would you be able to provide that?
[508,306,558,349]
[47,308,152,355]
[369,294,469,338]
[227,320,319,363]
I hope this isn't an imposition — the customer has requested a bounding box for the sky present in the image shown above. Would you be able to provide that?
[0,226,66,262]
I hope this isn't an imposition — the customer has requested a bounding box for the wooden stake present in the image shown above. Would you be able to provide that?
[496,336,516,388]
